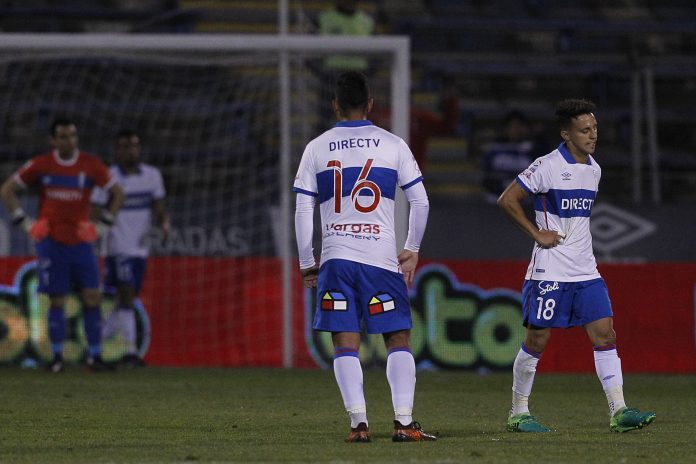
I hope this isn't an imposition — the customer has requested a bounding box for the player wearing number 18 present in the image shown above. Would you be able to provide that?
[293,71,435,442]
[497,99,655,433]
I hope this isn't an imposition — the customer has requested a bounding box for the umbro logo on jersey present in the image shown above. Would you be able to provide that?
[562,171,572,180]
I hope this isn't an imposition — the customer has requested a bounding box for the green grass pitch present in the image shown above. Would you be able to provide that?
[1,367,694,463]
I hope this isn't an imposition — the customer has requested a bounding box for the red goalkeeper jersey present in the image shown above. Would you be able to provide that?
[15,150,115,245]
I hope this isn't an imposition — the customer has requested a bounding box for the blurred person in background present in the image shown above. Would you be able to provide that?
[482,110,545,202]
[497,99,656,433]
[0,118,124,373]
[319,0,375,73]
[91,129,169,368]
[371,85,460,173]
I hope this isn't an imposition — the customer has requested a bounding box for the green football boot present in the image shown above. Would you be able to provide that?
[507,413,551,433]
[610,407,656,433]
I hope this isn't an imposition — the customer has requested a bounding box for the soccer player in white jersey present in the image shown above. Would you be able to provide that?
[91,130,170,367]
[498,99,656,433]
[294,71,436,442]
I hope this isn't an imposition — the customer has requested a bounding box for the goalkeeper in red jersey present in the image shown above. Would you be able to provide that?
[0,118,124,373]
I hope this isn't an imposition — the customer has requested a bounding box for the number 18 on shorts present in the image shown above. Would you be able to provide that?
[521,278,613,328]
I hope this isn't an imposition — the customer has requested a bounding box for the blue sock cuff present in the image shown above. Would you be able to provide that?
[88,345,101,357]
[334,347,359,359]
[593,344,617,352]
[521,343,542,359]
[387,346,412,356]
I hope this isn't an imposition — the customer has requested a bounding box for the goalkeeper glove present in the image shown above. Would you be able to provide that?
[12,208,49,241]
[77,211,115,243]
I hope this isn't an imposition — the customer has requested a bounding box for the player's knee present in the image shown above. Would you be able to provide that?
[525,329,550,353]
[383,330,410,350]
[81,289,102,307]
[49,295,66,308]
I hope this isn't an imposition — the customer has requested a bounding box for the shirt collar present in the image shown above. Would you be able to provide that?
[118,163,142,176]
[52,149,79,166]
[558,142,592,165]
[335,120,374,128]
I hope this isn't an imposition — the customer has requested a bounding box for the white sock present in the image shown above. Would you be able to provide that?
[386,349,416,426]
[118,307,137,355]
[510,344,540,417]
[102,310,119,340]
[333,351,367,428]
[594,347,626,416]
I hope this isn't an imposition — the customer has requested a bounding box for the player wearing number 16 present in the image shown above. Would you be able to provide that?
[0,118,125,373]
[293,71,435,442]
[497,99,655,433]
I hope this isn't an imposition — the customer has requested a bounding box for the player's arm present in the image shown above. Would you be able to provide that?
[0,174,49,239]
[152,198,171,242]
[497,180,560,248]
[400,181,429,285]
[294,193,318,288]
[79,182,124,243]
[105,183,124,217]
[0,175,24,218]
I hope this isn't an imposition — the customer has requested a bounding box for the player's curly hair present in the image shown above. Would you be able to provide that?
[334,71,370,115]
[555,99,596,129]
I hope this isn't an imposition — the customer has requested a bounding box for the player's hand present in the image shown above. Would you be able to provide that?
[535,229,564,248]
[11,209,49,241]
[300,265,318,288]
[161,219,171,243]
[28,218,50,241]
[398,249,419,285]
[78,211,115,243]
[77,220,99,243]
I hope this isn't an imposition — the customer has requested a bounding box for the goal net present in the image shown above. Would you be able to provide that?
[0,33,409,368]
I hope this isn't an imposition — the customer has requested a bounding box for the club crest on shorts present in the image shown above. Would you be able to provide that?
[321,291,347,311]
[368,293,395,315]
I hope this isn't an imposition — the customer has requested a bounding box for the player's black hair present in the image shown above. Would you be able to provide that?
[50,117,75,136]
[555,99,596,130]
[334,71,370,115]
[116,128,138,139]
[503,110,530,126]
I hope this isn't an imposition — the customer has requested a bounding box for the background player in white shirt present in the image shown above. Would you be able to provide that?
[91,130,169,367]
[294,72,435,442]
[497,99,655,433]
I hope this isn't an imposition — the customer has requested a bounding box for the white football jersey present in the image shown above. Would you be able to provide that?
[293,120,423,272]
[517,143,602,282]
[91,163,165,257]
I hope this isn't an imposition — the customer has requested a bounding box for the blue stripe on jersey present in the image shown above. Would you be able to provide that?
[316,166,397,204]
[401,176,423,190]
[122,192,154,210]
[293,187,318,197]
[516,176,533,194]
[535,188,596,217]
[40,174,94,189]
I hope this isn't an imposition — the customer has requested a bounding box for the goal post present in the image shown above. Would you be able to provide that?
[0,33,410,368]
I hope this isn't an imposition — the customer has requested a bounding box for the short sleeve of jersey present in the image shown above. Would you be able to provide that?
[293,144,318,196]
[517,156,552,195]
[90,185,108,206]
[88,156,113,188]
[152,168,166,199]
[396,139,423,189]
[16,158,42,187]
